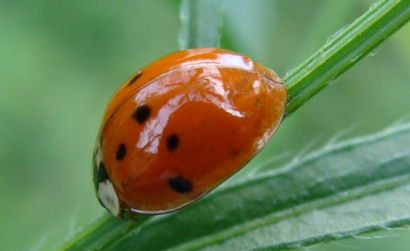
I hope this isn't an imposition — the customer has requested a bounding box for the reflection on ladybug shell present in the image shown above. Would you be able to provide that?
[93,48,287,217]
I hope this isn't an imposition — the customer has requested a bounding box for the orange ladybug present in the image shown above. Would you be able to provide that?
[93,48,287,217]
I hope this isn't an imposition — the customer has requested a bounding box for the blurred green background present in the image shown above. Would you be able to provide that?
[1,1,410,250]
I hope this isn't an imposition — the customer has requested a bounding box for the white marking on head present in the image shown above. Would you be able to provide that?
[94,138,120,217]
[94,139,102,168]
[98,181,120,216]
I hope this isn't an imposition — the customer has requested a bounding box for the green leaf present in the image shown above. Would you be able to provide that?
[68,121,410,251]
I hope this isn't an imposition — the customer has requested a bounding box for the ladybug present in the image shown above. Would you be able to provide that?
[93,48,287,218]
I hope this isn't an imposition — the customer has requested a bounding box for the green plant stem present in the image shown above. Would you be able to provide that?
[58,214,150,251]
[179,0,223,49]
[283,0,410,116]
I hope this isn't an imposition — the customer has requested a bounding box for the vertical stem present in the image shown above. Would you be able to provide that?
[179,0,224,49]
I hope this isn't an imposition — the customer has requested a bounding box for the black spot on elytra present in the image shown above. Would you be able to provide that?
[132,104,151,124]
[167,134,179,151]
[168,176,192,193]
[116,144,127,160]
[128,71,142,86]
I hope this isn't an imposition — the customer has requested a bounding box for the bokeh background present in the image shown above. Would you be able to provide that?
[1,1,410,250]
